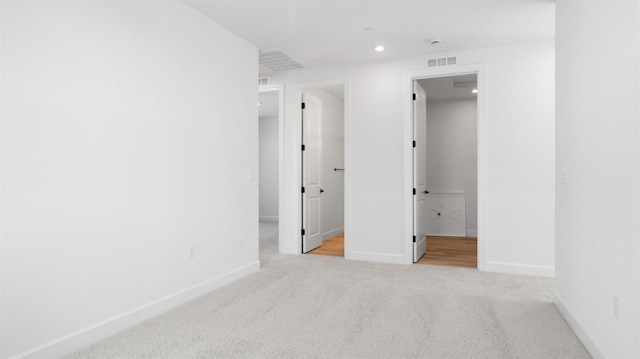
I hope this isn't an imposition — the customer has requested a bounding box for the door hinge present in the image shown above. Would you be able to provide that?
[413,235,416,243]
[301,102,306,109]
[413,140,416,148]
[301,229,306,236]
[301,187,305,194]
[301,144,305,151]
[413,93,416,101]
[413,188,416,195]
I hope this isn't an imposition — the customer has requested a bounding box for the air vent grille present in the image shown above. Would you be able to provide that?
[259,50,303,72]
[427,56,458,68]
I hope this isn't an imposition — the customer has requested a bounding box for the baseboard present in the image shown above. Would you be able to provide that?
[259,216,279,222]
[347,250,405,265]
[323,226,344,241]
[484,261,555,277]
[554,293,605,359]
[466,229,477,237]
[12,261,261,359]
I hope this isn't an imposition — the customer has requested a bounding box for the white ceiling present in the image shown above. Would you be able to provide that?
[419,74,478,100]
[322,86,344,102]
[184,0,555,75]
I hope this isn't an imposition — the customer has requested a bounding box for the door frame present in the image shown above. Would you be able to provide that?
[281,79,351,257]
[403,64,486,269]
[258,84,285,253]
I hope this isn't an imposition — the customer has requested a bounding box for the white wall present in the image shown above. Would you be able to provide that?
[425,98,478,236]
[259,116,279,221]
[555,1,640,358]
[0,1,259,358]
[305,88,345,240]
[272,40,555,275]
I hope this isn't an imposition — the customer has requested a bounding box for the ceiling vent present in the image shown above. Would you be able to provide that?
[452,78,477,89]
[259,50,303,72]
[427,56,457,68]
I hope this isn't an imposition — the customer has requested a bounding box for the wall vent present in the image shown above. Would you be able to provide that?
[427,56,458,68]
[259,50,303,72]
[258,77,269,85]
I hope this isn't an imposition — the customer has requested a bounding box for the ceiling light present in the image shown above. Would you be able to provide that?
[429,38,442,46]
[363,28,374,32]
[374,45,385,52]
[472,89,478,94]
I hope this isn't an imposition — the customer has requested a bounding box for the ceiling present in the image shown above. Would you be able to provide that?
[419,74,478,100]
[184,1,555,76]
[322,86,344,102]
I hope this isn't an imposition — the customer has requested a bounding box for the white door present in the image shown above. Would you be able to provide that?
[413,82,428,262]
[302,92,323,253]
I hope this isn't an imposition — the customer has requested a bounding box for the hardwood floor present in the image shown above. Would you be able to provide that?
[307,234,476,268]
[307,233,344,257]
[417,236,477,268]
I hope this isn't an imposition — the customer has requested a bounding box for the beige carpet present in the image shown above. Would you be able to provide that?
[66,222,590,359]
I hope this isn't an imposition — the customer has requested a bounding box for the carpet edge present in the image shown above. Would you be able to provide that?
[10,260,261,359]
[554,292,604,359]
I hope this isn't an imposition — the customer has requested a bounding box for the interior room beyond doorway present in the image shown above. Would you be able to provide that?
[258,88,281,261]
[416,74,478,268]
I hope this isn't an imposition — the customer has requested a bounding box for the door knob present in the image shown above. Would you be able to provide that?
[320,189,325,193]
[424,190,429,194]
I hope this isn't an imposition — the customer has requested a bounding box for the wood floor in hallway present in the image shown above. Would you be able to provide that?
[307,233,344,257]
[417,236,477,268]
[308,233,477,268]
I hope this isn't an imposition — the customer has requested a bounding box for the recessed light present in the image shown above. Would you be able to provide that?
[374,45,385,52]
[471,89,478,94]
[429,38,442,46]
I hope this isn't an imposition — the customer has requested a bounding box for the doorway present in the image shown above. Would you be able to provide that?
[408,66,484,269]
[300,86,346,258]
[258,85,283,261]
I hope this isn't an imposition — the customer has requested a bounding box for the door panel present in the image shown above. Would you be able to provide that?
[426,193,467,236]
[307,197,320,237]
[413,82,428,262]
[302,92,323,253]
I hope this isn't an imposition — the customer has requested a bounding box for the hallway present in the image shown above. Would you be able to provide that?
[308,233,477,268]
